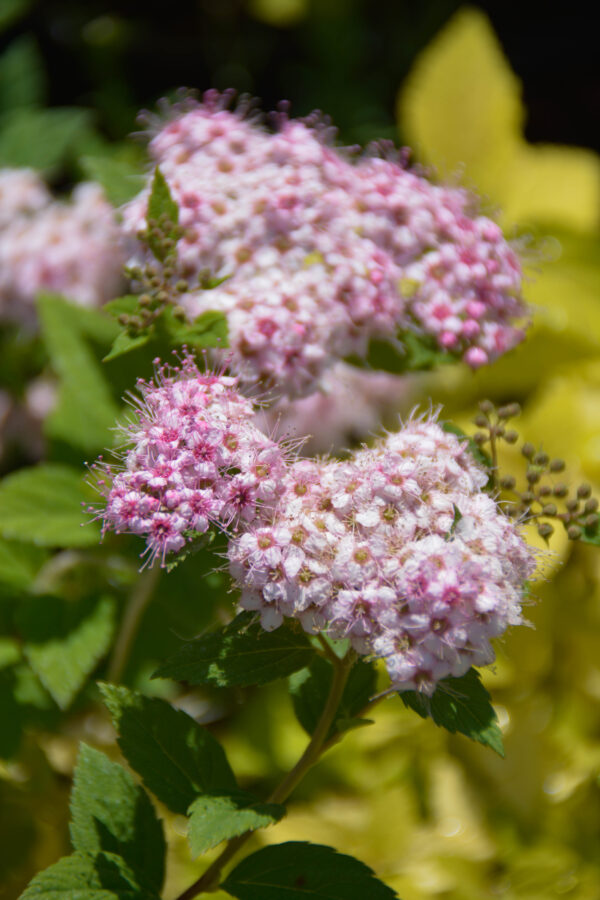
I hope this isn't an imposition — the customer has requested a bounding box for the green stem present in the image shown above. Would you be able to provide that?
[107,565,161,683]
[173,649,355,899]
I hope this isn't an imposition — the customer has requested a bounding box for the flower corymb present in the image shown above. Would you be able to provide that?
[121,92,528,397]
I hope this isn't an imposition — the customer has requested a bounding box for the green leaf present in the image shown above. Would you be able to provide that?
[169,310,229,350]
[81,156,144,207]
[0,0,32,32]
[70,745,165,893]
[99,684,237,814]
[37,294,120,453]
[0,538,48,589]
[222,842,398,899]
[103,330,151,363]
[399,667,505,756]
[0,464,100,547]
[145,168,179,261]
[0,36,45,113]
[103,296,139,319]
[289,656,376,740]
[154,612,315,688]
[19,850,159,900]
[0,107,91,171]
[18,595,115,709]
[187,792,284,857]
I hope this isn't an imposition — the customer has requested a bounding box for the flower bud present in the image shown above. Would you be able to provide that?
[521,442,535,460]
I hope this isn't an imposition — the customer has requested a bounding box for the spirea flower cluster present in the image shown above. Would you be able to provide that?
[0,168,124,323]
[122,92,528,396]
[96,357,288,566]
[98,361,536,693]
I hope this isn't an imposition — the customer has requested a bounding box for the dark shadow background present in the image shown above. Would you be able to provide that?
[2,0,598,152]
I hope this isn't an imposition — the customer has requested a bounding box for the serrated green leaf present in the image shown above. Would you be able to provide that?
[145,168,178,261]
[0,36,45,113]
[0,107,91,171]
[18,595,114,709]
[222,841,398,899]
[0,538,48,589]
[154,612,315,688]
[37,294,120,453]
[19,850,159,900]
[70,745,165,893]
[0,464,100,547]
[187,792,284,857]
[399,667,504,756]
[99,684,237,814]
[289,656,376,740]
[81,156,144,207]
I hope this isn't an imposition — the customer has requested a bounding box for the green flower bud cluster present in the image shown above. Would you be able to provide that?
[470,400,599,543]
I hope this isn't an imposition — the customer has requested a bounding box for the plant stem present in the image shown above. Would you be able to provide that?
[173,649,355,899]
[107,565,161,683]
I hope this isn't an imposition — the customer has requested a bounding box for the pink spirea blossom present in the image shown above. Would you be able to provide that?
[122,92,528,396]
[0,170,124,323]
[228,416,536,693]
[96,356,534,692]
[96,357,288,566]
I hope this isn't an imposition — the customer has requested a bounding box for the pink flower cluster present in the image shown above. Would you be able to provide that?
[122,92,528,396]
[229,417,535,693]
[97,357,288,566]
[0,169,124,323]
[98,359,535,692]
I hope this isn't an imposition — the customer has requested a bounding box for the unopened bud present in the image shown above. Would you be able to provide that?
[176,280,189,293]
[118,313,130,326]
[541,503,557,517]
[497,402,521,419]
[499,475,516,490]
[139,294,152,307]
[539,485,552,497]
[173,305,187,321]
[537,523,554,539]
[584,513,599,529]
[533,452,549,467]
[553,483,568,498]
[504,430,518,444]
[577,483,592,499]
[549,458,565,473]
[567,525,582,541]
[474,414,488,428]
[526,468,541,484]
[478,399,494,414]
[521,491,535,504]
[521,442,535,460]
[566,499,579,512]
[584,498,599,513]
[473,432,487,445]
